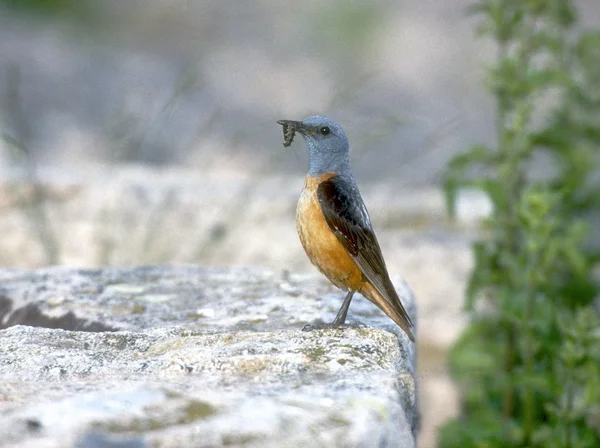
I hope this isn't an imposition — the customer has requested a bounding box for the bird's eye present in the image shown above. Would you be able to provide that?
[320,126,331,135]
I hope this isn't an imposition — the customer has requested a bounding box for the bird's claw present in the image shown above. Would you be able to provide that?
[301,322,364,332]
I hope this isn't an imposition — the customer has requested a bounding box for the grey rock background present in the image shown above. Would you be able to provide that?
[0,266,417,448]
[0,166,471,447]
[1,1,596,182]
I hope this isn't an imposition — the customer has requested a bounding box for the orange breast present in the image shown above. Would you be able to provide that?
[296,174,364,291]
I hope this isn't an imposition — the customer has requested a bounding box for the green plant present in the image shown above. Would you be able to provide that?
[440,0,600,446]
[0,0,84,16]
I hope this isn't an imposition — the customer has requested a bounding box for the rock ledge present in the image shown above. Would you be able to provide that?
[0,266,417,448]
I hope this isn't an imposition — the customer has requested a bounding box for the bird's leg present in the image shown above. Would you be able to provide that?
[331,291,354,326]
[302,291,356,331]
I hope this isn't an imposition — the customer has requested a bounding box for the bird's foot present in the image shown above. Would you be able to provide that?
[302,322,341,332]
[301,321,364,332]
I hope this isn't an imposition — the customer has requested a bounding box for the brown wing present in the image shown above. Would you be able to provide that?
[317,176,414,333]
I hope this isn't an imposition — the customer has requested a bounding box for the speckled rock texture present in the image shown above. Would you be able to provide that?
[0,266,418,448]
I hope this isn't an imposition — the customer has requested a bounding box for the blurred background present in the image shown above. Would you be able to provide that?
[1,1,599,447]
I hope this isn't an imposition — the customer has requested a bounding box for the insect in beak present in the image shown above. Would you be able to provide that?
[277,120,302,147]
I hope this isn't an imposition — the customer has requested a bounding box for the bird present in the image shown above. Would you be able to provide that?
[277,115,415,341]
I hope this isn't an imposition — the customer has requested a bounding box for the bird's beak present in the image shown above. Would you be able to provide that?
[277,120,305,134]
[277,119,311,147]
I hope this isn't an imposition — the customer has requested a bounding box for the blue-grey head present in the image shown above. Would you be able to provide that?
[277,115,352,177]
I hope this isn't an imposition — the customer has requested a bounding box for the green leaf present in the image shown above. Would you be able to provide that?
[441,1,600,446]
[443,144,494,217]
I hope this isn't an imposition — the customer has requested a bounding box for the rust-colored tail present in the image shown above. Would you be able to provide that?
[360,282,415,341]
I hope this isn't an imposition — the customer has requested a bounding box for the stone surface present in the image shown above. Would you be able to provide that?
[0,265,418,448]
[0,167,472,448]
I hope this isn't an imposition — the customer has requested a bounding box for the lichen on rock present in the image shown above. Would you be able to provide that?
[0,265,418,447]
